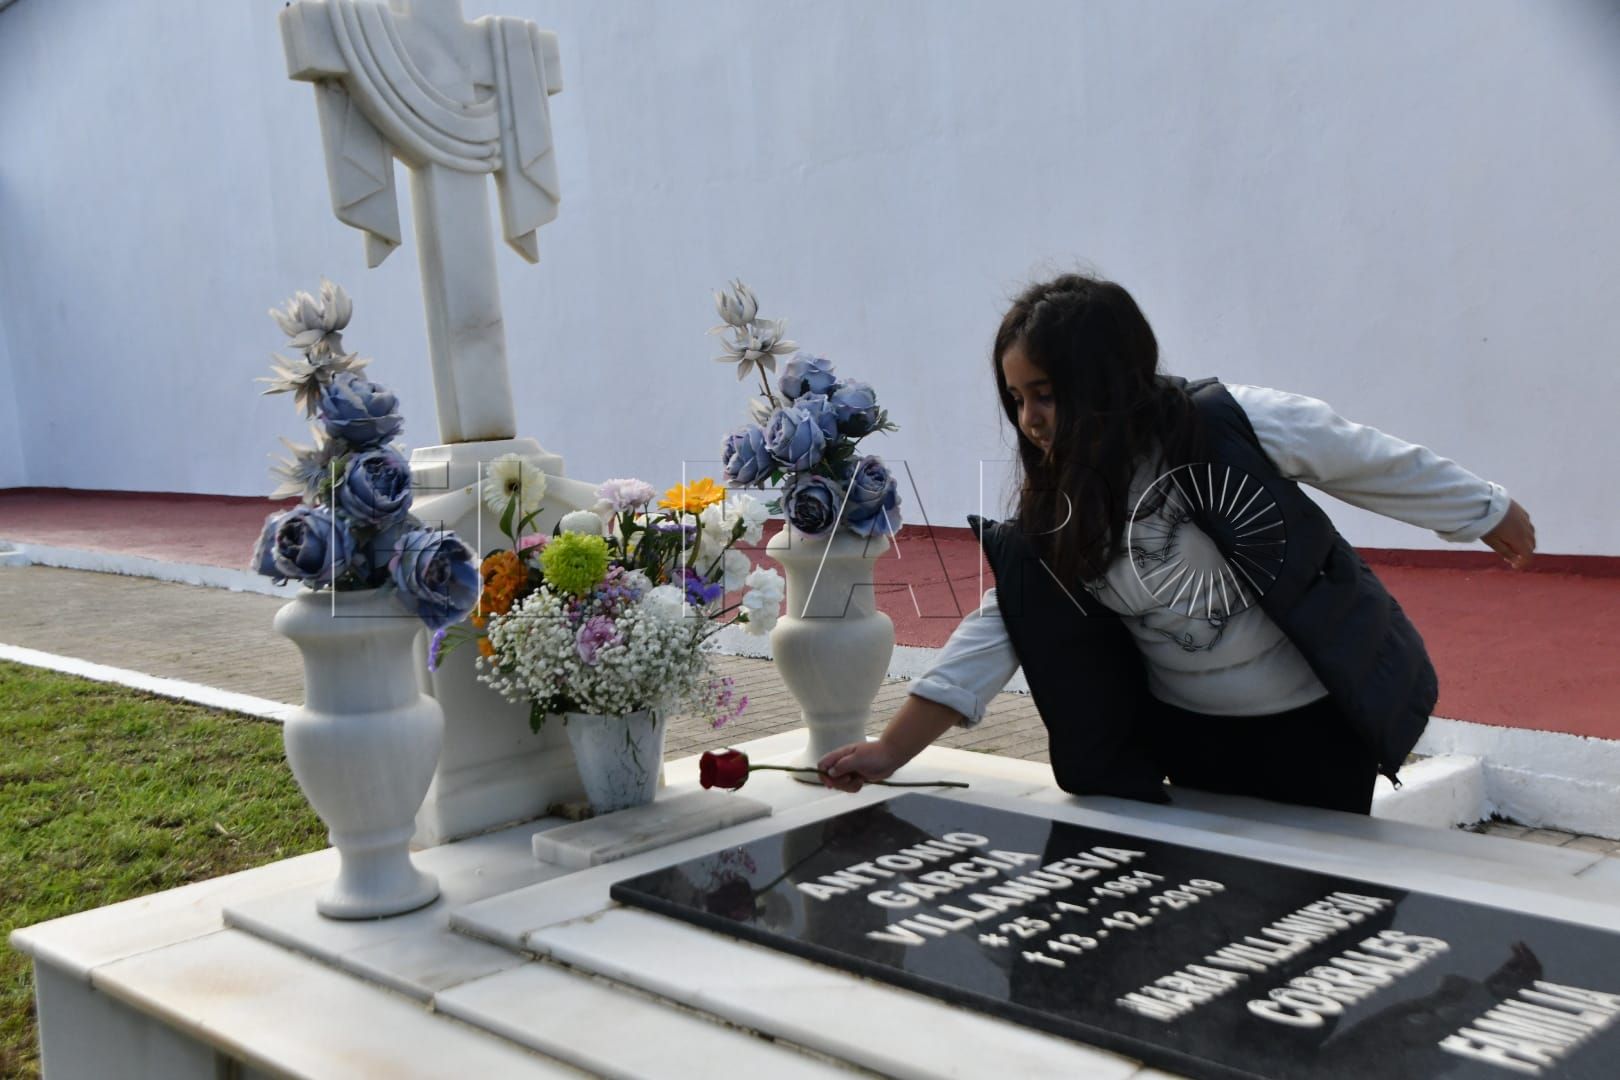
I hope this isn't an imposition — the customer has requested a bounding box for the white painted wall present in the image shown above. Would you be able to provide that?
[1,0,1616,553]
[0,307,23,490]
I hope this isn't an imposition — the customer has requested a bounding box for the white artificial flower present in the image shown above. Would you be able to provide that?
[720,548,752,592]
[560,509,605,535]
[594,478,657,513]
[744,566,784,601]
[725,494,770,544]
[257,349,371,418]
[740,566,785,635]
[267,426,345,502]
[710,280,759,331]
[482,454,547,518]
[746,397,774,426]
[713,318,798,382]
[269,278,353,358]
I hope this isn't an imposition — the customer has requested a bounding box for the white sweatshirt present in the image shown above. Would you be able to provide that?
[911,384,1510,723]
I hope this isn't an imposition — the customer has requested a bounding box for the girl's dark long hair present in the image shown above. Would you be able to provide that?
[994,274,1202,586]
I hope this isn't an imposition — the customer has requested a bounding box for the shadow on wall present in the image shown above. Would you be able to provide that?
[1561,1,1620,109]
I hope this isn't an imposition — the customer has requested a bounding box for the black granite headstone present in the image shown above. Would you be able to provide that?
[611,794,1620,1079]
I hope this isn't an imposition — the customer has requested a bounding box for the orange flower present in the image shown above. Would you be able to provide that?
[479,550,526,618]
[658,477,726,514]
[477,637,496,659]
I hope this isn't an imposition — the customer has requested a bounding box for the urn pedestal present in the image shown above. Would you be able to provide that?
[765,527,895,777]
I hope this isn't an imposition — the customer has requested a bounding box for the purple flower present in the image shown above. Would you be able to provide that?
[793,393,841,441]
[575,615,620,665]
[844,456,902,538]
[427,627,449,672]
[829,380,880,436]
[780,472,845,537]
[721,425,772,486]
[337,446,413,528]
[318,372,403,448]
[683,568,725,607]
[390,527,479,631]
[764,405,827,471]
[252,505,356,588]
[778,355,837,400]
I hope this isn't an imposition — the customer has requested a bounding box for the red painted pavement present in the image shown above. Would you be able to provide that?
[3,489,1615,741]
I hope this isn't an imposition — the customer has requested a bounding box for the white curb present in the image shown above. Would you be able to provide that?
[0,643,294,722]
[0,541,297,597]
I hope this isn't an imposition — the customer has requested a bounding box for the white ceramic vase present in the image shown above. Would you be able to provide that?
[563,709,667,814]
[765,526,895,776]
[274,587,443,919]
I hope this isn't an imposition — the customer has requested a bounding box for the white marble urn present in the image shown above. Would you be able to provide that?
[765,526,896,774]
[274,587,443,919]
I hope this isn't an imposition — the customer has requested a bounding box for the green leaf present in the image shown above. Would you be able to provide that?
[529,702,548,733]
[499,495,517,545]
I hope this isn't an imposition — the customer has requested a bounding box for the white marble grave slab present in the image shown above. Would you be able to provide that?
[91,930,575,1078]
[532,789,774,869]
[8,847,338,982]
[524,907,1143,1080]
[222,816,570,1001]
[436,957,849,1078]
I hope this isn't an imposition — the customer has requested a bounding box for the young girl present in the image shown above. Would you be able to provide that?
[819,273,1535,814]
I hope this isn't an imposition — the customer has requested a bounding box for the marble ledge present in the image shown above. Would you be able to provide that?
[1022,785,1620,900]
[981,789,1620,930]
[522,906,1141,1080]
[434,958,850,1079]
[89,929,574,1080]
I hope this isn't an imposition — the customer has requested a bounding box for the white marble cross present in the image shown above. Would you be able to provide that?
[280,0,562,444]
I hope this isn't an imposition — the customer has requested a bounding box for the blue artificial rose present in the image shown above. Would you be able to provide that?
[793,393,841,441]
[253,505,355,588]
[721,424,773,486]
[829,380,881,436]
[351,515,417,589]
[336,446,413,529]
[844,456,902,538]
[764,405,827,471]
[780,472,845,537]
[251,511,282,580]
[318,372,403,448]
[778,354,837,400]
[390,527,480,631]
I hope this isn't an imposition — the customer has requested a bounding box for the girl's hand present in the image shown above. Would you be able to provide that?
[818,740,905,792]
[1483,499,1536,570]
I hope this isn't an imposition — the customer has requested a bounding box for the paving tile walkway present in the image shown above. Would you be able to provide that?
[7,564,1615,854]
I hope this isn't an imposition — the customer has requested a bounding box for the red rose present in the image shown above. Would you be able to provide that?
[700,749,751,790]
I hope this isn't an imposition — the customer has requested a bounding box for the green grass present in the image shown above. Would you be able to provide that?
[0,661,326,1077]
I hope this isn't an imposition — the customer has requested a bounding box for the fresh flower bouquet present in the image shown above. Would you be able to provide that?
[711,281,903,539]
[250,279,478,631]
[449,475,786,732]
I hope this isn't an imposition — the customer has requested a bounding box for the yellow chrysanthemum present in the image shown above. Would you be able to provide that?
[658,478,726,514]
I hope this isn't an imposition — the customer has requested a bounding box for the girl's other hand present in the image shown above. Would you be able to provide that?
[1483,499,1536,570]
